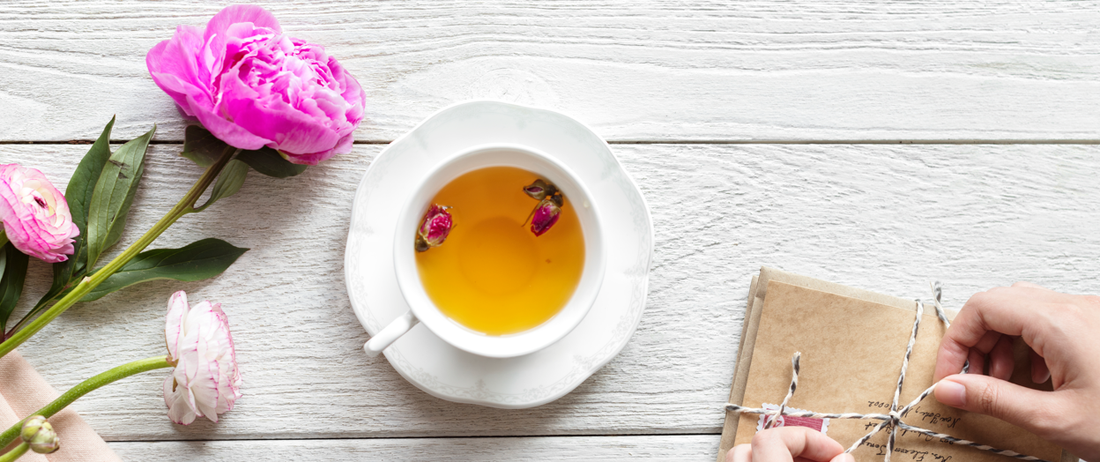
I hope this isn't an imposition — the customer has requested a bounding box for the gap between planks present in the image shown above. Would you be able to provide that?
[103,431,719,444]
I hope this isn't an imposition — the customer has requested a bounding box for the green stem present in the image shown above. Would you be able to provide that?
[0,230,8,250]
[0,356,171,449]
[0,147,237,359]
[8,296,53,338]
[0,442,28,462]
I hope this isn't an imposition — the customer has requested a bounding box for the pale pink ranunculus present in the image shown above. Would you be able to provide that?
[0,164,79,263]
[146,5,365,165]
[164,291,241,425]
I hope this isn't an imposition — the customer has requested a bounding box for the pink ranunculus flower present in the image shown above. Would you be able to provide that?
[0,164,79,263]
[146,5,365,165]
[164,291,241,425]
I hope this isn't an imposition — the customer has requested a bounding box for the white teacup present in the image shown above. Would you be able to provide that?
[364,144,606,358]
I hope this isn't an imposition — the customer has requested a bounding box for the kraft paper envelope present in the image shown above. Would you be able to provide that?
[717,268,1074,462]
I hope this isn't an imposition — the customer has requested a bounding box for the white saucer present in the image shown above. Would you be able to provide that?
[344,101,653,409]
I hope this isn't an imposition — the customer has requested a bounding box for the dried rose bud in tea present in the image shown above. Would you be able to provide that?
[523,179,558,201]
[416,204,454,252]
[522,179,563,236]
[529,198,561,237]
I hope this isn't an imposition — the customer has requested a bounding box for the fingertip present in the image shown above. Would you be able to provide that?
[832,453,856,462]
[752,427,843,461]
[1030,350,1051,384]
[988,336,1015,381]
[727,444,750,462]
[934,373,1061,437]
[968,349,986,375]
[796,427,845,459]
[935,377,967,408]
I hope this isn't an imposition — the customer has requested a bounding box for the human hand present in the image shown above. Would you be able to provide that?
[726,426,855,462]
[933,282,1100,461]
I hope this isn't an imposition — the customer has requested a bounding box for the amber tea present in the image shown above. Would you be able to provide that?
[415,166,586,336]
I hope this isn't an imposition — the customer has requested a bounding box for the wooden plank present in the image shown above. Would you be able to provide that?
[0,143,1097,441]
[2,1,1100,142]
[108,435,720,461]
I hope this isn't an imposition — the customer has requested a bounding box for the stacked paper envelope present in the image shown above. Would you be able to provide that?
[718,268,1073,462]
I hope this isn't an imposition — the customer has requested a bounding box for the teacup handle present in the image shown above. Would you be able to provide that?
[364,311,420,357]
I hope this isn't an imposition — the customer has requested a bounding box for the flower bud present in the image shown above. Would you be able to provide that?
[530,198,561,237]
[523,179,557,201]
[20,415,46,442]
[416,204,453,252]
[21,415,59,454]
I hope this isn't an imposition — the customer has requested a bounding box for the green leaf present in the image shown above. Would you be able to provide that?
[56,116,116,283]
[32,262,72,315]
[236,147,308,178]
[180,125,226,168]
[0,244,29,334]
[85,125,155,269]
[179,125,307,178]
[199,159,249,211]
[35,117,117,312]
[81,238,248,302]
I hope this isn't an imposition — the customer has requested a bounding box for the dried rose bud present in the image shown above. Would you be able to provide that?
[523,179,558,201]
[416,204,453,252]
[530,198,561,237]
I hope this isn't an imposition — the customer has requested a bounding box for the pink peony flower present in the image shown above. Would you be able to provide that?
[0,164,79,263]
[164,291,241,425]
[146,5,365,165]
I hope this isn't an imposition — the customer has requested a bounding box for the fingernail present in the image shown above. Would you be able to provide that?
[1032,368,1051,384]
[936,379,966,407]
[836,453,856,462]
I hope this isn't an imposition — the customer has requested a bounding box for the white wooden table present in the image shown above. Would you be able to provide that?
[2,2,1098,460]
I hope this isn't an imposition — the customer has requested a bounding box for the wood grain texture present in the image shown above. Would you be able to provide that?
[0,143,1097,444]
[2,1,1100,142]
[108,435,719,461]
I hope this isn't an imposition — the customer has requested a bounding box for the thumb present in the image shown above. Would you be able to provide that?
[934,374,1063,438]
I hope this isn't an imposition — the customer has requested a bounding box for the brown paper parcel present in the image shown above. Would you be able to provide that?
[717,268,1071,462]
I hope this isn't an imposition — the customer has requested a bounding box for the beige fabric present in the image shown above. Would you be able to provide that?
[0,351,120,462]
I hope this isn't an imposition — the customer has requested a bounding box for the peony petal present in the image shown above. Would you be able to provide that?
[189,92,273,150]
[147,6,364,166]
[204,5,281,54]
[146,25,208,117]
[329,58,366,125]
[218,74,341,156]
